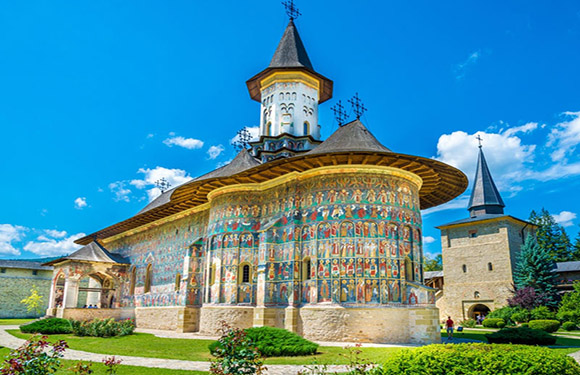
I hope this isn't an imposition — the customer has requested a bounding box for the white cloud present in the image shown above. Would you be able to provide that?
[502,122,538,137]
[229,126,260,146]
[74,197,87,209]
[553,211,577,227]
[0,224,26,256]
[207,145,225,160]
[163,135,204,150]
[23,232,85,257]
[146,133,154,139]
[130,166,192,201]
[547,111,580,162]
[422,236,436,244]
[422,195,470,216]
[109,181,132,202]
[454,50,481,80]
[44,229,67,238]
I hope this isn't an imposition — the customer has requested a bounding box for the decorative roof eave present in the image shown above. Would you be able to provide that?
[249,132,323,145]
[44,241,130,266]
[436,215,536,230]
[246,67,333,104]
[75,150,467,245]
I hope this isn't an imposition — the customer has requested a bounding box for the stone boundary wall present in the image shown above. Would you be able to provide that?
[59,308,135,321]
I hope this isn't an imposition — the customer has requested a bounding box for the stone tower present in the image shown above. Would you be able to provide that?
[435,145,535,321]
[246,19,333,162]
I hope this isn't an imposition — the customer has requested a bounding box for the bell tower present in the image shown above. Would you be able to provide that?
[246,8,333,162]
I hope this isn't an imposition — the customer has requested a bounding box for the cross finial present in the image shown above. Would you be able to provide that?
[348,93,367,119]
[282,0,301,20]
[232,127,253,151]
[331,100,348,127]
[155,178,171,193]
[476,134,483,148]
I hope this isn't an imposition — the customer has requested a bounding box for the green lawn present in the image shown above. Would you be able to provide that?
[8,330,403,365]
[0,319,34,326]
[0,346,207,374]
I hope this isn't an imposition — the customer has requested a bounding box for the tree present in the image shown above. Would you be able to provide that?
[557,282,580,324]
[529,208,573,262]
[513,234,559,306]
[21,285,45,316]
[572,226,580,261]
[424,254,442,272]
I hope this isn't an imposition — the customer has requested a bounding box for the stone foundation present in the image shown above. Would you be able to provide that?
[56,308,135,321]
[135,307,199,332]
[199,306,254,334]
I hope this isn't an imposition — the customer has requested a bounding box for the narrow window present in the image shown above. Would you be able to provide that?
[462,264,467,273]
[242,265,250,283]
[474,291,480,299]
[279,93,284,101]
[32,270,38,276]
[0,268,5,273]
[266,122,272,136]
[303,258,311,280]
[488,262,493,271]
[405,257,414,281]
[210,264,216,285]
[469,230,477,238]
[129,267,136,295]
[144,264,153,293]
[303,121,309,135]
[175,273,181,291]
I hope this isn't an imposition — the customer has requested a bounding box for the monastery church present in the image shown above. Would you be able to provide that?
[44,13,469,344]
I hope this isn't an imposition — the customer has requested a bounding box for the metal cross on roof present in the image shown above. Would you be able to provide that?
[155,178,171,193]
[476,134,483,148]
[232,127,253,151]
[282,0,301,20]
[348,93,367,119]
[331,100,348,127]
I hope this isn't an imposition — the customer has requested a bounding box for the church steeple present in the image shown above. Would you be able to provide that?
[268,19,313,70]
[468,144,505,217]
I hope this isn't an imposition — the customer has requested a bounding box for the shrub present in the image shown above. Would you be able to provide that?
[508,286,552,310]
[482,318,505,328]
[374,343,580,375]
[496,321,506,328]
[460,319,476,328]
[71,318,135,337]
[528,319,561,333]
[531,306,556,321]
[485,327,556,345]
[487,306,521,325]
[521,323,529,327]
[557,282,580,325]
[0,335,68,374]
[562,321,578,331]
[209,321,265,375]
[209,326,318,357]
[511,310,531,324]
[20,318,72,334]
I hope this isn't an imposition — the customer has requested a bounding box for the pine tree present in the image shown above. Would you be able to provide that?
[513,234,559,306]
[529,208,572,262]
[572,226,580,261]
[554,225,572,262]
[424,254,443,272]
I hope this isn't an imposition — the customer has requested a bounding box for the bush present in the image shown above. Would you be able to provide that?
[562,321,578,331]
[485,327,557,345]
[209,326,318,357]
[511,310,531,324]
[557,282,580,325]
[209,322,265,375]
[374,344,580,375]
[496,321,506,328]
[0,335,68,374]
[482,318,505,328]
[460,319,476,328]
[71,318,135,337]
[521,323,529,327]
[528,319,561,333]
[487,306,521,325]
[531,306,556,321]
[20,318,72,334]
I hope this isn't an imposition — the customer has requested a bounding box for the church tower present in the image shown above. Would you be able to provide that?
[435,143,535,322]
[246,17,333,162]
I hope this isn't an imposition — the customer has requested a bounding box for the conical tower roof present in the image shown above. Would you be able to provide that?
[307,119,392,155]
[467,146,505,217]
[269,19,313,69]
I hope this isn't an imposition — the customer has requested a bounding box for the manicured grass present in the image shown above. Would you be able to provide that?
[9,330,403,365]
[442,328,580,355]
[0,346,207,374]
[0,319,35,326]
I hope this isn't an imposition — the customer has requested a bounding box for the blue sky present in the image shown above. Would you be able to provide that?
[1,0,580,259]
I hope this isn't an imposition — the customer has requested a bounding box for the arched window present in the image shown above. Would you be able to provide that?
[239,263,251,283]
[286,92,290,100]
[175,273,181,292]
[405,257,414,281]
[302,257,311,280]
[474,291,480,299]
[462,264,467,273]
[488,262,493,271]
[292,92,297,100]
[279,93,284,101]
[129,266,136,295]
[144,264,153,293]
[210,263,216,285]
[303,121,309,135]
[266,122,272,136]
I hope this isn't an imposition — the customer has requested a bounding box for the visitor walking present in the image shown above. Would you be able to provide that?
[445,316,454,341]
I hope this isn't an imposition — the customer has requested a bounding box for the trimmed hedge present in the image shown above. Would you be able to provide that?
[562,321,578,331]
[482,318,505,328]
[528,320,561,333]
[375,343,580,375]
[485,327,556,345]
[209,326,318,357]
[70,318,135,337]
[20,318,72,334]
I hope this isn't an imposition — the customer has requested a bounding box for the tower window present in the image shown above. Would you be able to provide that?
[474,291,480,298]
[303,122,309,135]
[469,230,477,238]
[266,122,272,136]
[488,262,493,271]
[462,264,467,273]
[32,270,38,276]
[279,93,284,101]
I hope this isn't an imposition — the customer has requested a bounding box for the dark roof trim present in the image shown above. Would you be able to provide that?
[0,260,53,271]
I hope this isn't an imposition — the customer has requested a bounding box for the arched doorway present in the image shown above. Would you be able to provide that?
[470,304,491,320]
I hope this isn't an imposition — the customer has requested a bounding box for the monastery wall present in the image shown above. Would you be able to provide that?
[0,268,52,318]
